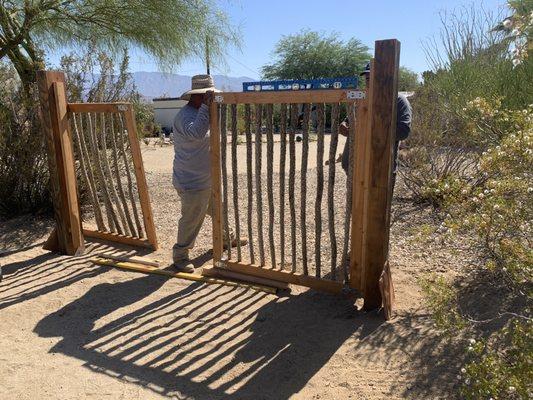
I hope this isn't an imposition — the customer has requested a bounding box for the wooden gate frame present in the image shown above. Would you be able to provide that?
[209,39,400,310]
[37,71,158,255]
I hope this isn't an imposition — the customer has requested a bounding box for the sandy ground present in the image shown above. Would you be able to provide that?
[142,135,346,175]
[0,139,470,399]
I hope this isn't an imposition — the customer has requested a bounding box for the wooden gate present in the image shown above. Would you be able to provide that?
[210,40,400,310]
[37,71,158,255]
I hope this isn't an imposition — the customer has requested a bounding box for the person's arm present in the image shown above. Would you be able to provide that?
[180,104,210,139]
[339,116,349,137]
[396,95,412,141]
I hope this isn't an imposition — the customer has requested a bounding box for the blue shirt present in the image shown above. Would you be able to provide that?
[341,94,412,172]
[172,104,211,191]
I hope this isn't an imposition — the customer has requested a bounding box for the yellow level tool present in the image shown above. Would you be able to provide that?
[91,257,277,295]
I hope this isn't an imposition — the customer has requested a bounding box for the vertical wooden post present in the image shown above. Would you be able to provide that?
[350,59,375,292]
[349,97,370,292]
[361,40,400,310]
[36,71,84,256]
[124,105,159,250]
[210,101,223,263]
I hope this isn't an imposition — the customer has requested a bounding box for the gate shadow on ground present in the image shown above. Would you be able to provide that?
[0,229,462,399]
[0,244,110,310]
[33,270,384,399]
[0,239,153,311]
[31,267,462,399]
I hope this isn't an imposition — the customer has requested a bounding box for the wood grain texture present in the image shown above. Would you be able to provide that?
[202,266,288,290]
[224,261,344,294]
[124,106,158,250]
[361,40,400,311]
[379,261,395,320]
[215,90,365,105]
[53,82,85,254]
[83,229,153,248]
[209,102,224,262]
[36,71,84,256]
[68,103,130,113]
[349,98,370,292]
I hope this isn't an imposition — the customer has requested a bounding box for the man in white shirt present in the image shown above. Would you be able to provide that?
[172,75,246,272]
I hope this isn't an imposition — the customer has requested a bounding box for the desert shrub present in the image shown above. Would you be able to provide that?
[0,64,51,216]
[415,2,532,398]
[133,99,156,138]
[423,96,532,400]
[0,48,154,218]
[401,77,477,206]
[61,47,155,137]
[421,275,467,332]
[447,100,532,283]
[460,320,533,400]
[401,3,533,207]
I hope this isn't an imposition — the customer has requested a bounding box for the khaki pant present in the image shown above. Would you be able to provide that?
[173,188,232,261]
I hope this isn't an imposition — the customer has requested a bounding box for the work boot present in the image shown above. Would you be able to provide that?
[223,237,248,250]
[173,258,195,273]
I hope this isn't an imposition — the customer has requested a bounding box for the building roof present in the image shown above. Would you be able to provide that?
[152,97,183,102]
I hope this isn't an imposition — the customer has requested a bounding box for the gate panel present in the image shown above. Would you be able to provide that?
[210,90,364,293]
[211,39,400,303]
[68,102,158,250]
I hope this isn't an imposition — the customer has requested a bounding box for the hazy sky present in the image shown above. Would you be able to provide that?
[48,0,507,79]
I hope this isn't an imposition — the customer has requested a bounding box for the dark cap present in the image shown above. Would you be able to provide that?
[360,62,371,76]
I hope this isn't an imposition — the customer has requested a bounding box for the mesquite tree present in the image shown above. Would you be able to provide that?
[0,0,238,90]
[261,30,371,80]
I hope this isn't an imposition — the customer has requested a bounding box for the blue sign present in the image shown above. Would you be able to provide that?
[242,77,359,92]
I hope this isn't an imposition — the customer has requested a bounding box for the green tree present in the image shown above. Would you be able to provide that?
[261,30,370,80]
[0,0,239,90]
[398,66,419,91]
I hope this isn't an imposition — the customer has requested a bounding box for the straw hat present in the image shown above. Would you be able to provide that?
[180,74,220,100]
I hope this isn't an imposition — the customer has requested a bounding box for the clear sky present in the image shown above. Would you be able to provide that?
[49,0,507,79]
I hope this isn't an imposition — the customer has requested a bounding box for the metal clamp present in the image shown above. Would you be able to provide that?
[346,90,365,100]
[214,95,224,103]
[117,104,129,112]
[215,256,228,269]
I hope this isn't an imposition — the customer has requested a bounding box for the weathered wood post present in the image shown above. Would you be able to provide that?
[210,99,224,263]
[349,72,371,292]
[124,105,159,250]
[36,71,84,255]
[354,40,400,311]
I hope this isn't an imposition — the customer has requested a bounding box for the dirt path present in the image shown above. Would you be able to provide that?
[0,143,467,399]
[141,135,348,174]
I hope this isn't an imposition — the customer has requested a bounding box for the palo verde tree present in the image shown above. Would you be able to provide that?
[0,0,238,216]
[0,0,239,91]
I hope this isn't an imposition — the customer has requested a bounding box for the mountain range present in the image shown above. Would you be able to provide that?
[131,72,255,101]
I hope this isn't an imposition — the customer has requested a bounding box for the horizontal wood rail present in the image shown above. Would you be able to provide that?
[67,102,131,113]
[214,89,366,105]
[223,261,344,294]
[83,229,153,249]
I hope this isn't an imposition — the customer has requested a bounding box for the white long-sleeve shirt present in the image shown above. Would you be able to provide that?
[172,103,211,191]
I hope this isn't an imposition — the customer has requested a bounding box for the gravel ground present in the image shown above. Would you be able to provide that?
[0,140,476,399]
